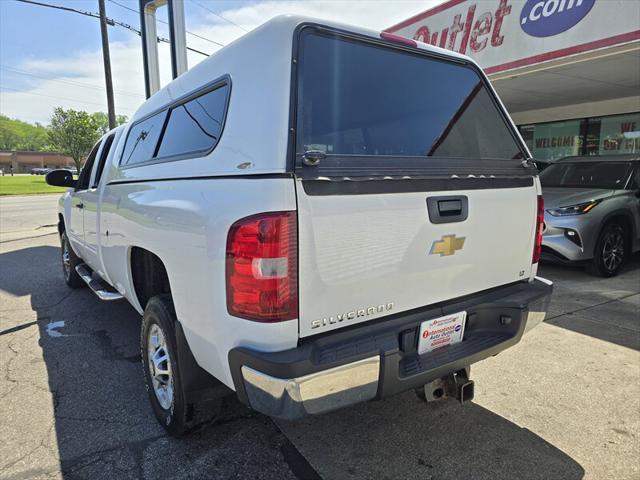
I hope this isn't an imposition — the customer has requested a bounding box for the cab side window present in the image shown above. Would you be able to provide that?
[92,133,115,188]
[76,141,101,190]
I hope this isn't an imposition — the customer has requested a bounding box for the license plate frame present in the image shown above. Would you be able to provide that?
[417,311,467,355]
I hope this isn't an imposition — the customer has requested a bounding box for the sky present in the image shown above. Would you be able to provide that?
[0,0,438,125]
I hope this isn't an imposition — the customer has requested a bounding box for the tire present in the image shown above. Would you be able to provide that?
[141,294,220,436]
[588,223,627,277]
[60,231,85,288]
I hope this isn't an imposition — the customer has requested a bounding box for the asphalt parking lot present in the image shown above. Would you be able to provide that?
[1,195,639,480]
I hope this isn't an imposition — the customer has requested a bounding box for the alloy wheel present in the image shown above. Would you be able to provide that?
[62,237,71,280]
[147,324,174,410]
[602,231,624,273]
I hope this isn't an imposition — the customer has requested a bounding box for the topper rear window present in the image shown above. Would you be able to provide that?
[296,31,524,162]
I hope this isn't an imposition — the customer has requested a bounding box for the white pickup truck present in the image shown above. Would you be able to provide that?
[46,15,552,436]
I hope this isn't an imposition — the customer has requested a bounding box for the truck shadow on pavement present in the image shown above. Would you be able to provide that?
[0,243,585,480]
[278,394,586,480]
[539,254,640,351]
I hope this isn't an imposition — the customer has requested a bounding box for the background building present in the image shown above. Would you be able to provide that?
[0,151,74,173]
[386,0,640,160]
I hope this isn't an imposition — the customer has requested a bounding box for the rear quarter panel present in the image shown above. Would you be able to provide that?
[99,177,298,389]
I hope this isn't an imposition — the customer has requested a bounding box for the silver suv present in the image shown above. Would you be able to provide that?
[540,155,640,277]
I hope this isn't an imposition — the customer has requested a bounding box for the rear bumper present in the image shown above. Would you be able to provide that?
[229,277,553,420]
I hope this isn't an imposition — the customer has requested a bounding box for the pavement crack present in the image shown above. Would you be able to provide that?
[38,290,75,310]
[1,419,55,472]
[3,338,20,388]
[60,434,167,477]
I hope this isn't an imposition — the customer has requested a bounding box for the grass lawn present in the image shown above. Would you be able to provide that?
[0,175,69,196]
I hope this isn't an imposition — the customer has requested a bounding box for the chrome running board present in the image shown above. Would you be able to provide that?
[75,264,123,301]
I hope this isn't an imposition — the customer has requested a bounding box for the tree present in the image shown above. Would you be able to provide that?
[0,115,51,151]
[92,112,128,135]
[48,108,102,172]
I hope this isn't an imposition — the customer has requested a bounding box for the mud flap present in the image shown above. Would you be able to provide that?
[175,320,233,402]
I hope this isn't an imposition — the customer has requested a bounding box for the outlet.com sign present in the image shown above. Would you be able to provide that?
[386,0,638,74]
[520,0,595,37]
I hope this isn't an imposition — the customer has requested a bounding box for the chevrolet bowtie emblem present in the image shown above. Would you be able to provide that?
[430,235,466,257]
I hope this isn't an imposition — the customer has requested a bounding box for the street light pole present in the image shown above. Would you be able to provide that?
[98,0,116,130]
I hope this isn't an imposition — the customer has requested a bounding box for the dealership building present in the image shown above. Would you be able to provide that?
[387,0,640,160]
[0,151,74,173]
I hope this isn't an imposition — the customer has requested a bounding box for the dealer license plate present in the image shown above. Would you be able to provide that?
[417,311,467,355]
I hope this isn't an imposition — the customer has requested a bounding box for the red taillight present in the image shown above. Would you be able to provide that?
[533,195,544,264]
[226,211,298,322]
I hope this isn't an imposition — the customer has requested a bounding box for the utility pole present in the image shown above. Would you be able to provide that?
[98,0,116,129]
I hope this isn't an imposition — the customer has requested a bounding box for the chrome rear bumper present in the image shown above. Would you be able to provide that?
[241,356,380,420]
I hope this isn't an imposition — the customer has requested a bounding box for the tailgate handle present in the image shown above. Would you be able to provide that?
[427,195,468,224]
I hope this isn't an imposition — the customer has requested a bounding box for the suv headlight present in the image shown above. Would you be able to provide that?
[547,200,600,217]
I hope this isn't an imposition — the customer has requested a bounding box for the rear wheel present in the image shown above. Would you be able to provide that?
[588,223,627,277]
[60,232,84,288]
[141,294,220,436]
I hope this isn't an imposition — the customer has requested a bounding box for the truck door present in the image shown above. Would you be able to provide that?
[68,141,100,258]
[83,133,116,272]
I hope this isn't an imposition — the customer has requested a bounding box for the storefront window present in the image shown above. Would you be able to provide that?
[521,120,583,160]
[598,113,640,155]
[584,118,601,156]
[519,113,640,160]
[519,125,534,152]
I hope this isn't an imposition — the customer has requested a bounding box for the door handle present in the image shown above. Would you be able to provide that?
[76,203,84,209]
[426,195,468,224]
[438,199,463,216]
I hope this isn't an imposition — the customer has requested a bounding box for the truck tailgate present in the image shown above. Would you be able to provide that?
[296,181,537,337]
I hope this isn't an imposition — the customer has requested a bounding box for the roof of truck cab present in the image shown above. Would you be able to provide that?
[131,14,474,122]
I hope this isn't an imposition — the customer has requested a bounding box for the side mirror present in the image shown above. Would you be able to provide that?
[45,169,76,188]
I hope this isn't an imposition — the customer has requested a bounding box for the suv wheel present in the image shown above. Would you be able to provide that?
[60,232,84,288]
[589,223,626,277]
[141,294,220,436]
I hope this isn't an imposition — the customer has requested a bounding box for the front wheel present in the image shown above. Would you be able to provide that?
[60,232,84,288]
[141,295,220,436]
[588,223,627,277]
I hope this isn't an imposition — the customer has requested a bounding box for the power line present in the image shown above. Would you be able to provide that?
[14,0,211,56]
[106,0,140,15]
[189,0,248,32]
[14,0,99,18]
[0,86,136,112]
[106,17,212,57]
[0,65,145,99]
[108,0,226,47]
